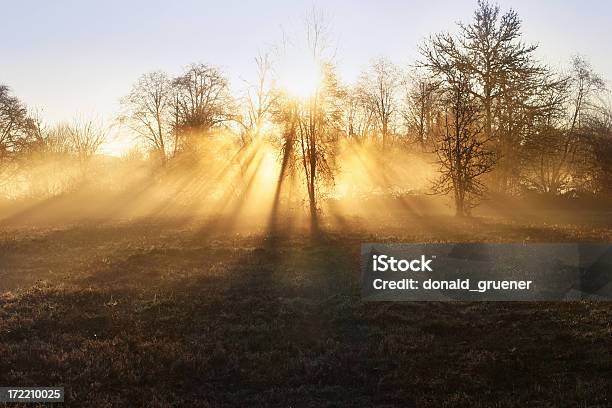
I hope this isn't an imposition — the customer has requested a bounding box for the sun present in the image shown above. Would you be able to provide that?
[101,134,136,157]
[278,56,322,99]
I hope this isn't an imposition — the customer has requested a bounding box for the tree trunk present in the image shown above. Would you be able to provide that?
[308,141,318,230]
[382,120,388,152]
[454,190,464,217]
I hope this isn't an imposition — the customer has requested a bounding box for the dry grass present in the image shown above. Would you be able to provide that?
[1,214,611,407]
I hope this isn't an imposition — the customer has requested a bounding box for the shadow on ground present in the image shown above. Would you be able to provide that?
[1,215,611,407]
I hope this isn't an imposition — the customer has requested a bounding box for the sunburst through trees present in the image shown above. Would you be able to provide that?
[1,1,611,227]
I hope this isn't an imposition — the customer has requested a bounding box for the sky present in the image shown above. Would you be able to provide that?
[1,0,611,152]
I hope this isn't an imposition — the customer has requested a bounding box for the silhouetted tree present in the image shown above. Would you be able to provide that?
[521,56,606,195]
[67,117,108,176]
[404,74,440,150]
[121,71,174,166]
[237,52,278,144]
[342,84,376,140]
[272,10,343,229]
[420,30,496,215]
[460,1,549,191]
[587,105,612,195]
[356,57,401,152]
[172,63,233,136]
[434,74,495,215]
[0,85,30,162]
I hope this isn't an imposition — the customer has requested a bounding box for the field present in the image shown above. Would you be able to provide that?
[1,210,611,407]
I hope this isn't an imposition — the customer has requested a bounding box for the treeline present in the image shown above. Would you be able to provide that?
[1,1,611,217]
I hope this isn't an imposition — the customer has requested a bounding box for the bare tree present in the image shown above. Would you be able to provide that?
[238,52,278,144]
[521,56,606,195]
[356,57,401,151]
[46,123,74,155]
[567,56,606,132]
[587,103,612,195]
[272,10,342,229]
[433,74,495,216]
[67,117,108,175]
[459,1,549,191]
[25,122,79,196]
[343,84,376,140]
[121,71,173,166]
[0,85,30,162]
[420,30,496,215]
[172,63,233,135]
[297,64,343,225]
[404,74,439,150]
